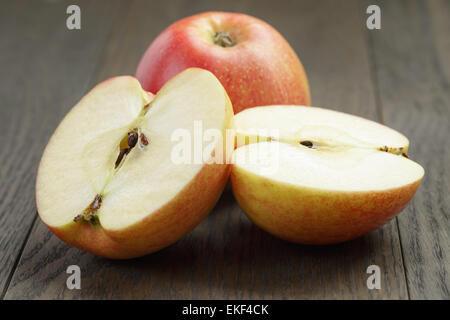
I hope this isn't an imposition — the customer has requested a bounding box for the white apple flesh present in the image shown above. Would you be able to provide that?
[36,68,234,258]
[231,106,424,244]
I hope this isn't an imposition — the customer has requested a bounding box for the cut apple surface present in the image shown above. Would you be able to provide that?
[231,106,424,244]
[36,68,234,258]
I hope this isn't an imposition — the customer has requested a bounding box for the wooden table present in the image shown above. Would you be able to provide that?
[1,0,449,300]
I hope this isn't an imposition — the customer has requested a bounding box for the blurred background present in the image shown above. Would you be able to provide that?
[0,0,448,299]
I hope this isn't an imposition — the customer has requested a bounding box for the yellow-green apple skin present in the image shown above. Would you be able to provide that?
[230,105,424,244]
[135,11,310,114]
[231,167,421,244]
[36,69,235,259]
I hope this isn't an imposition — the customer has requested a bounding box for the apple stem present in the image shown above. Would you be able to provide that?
[213,31,235,47]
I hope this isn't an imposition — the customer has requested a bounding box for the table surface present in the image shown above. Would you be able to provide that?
[1,0,449,300]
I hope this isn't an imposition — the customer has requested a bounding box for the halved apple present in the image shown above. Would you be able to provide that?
[36,68,234,259]
[231,106,424,244]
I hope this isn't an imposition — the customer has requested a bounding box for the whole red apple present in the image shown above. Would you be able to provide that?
[136,11,311,114]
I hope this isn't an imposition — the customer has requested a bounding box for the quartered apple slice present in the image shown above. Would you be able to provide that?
[231,105,424,244]
[36,68,234,258]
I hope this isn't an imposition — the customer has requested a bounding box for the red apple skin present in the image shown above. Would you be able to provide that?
[135,11,310,114]
[230,167,422,245]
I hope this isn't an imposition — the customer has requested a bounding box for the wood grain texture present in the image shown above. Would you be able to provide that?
[0,0,126,298]
[366,0,450,299]
[3,0,411,299]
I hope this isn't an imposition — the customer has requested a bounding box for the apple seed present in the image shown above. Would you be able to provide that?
[115,149,129,168]
[115,130,139,169]
[127,131,138,149]
[140,133,149,147]
[300,141,313,148]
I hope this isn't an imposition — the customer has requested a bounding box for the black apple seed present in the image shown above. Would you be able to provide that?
[128,132,138,148]
[300,141,313,148]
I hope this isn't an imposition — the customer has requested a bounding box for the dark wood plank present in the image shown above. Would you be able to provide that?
[0,0,126,297]
[366,0,450,299]
[5,0,407,299]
